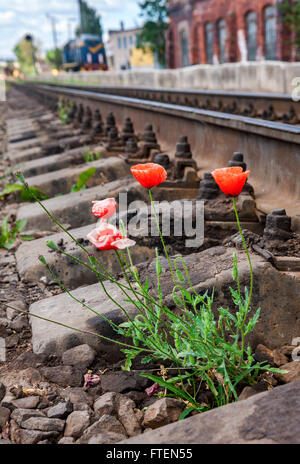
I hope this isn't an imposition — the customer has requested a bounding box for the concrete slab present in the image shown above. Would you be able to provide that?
[16,178,147,231]
[7,135,48,152]
[28,247,300,358]
[25,157,129,196]
[39,134,93,157]
[121,381,300,444]
[16,222,155,288]
[20,145,107,178]
[29,278,136,359]
[6,135,92,164]
[5,147,43,164]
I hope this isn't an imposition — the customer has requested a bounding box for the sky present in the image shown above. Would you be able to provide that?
[0,0,141,59]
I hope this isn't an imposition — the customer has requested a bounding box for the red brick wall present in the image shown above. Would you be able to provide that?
[167,0,295,68]
[167,0,194,68]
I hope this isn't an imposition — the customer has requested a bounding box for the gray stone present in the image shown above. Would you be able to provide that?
[17,429,60,445]
[94,392,117,416]
[121,381,300,444]
[5,333,19,348]
[11,408,45,426]
[58,437,75,444]
[12,352,47,369]
[275,362,300,384]
[0,382,5,402]
[142,398,185,429]
[100,373,150,394]
[86,432,126,444]
[6,299,27,320]
[255,344,274,365]
[60,388,92,409]
[117,397,142,437]
[64,411,90,438]
[40,366,83,388]
[62,344,96,370]
[0,406,11,429]
[21,416,65,432]
[10,314,29,332]
[12,396,40,409]
[26,157,129,197]
[47,401,73,419]
[77,414,127,444]
[17,178,145,231]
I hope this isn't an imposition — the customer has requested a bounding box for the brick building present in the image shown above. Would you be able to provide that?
[166,0,295,68]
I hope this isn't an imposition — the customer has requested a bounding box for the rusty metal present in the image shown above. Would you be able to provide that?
[33,82,300,125]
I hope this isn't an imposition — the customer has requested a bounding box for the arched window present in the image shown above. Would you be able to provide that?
[180,30,189,67]
[246,11,257,61]
[205,22,214,64]
[264,6,277,60]
[167,29,175,69]
[217,19,226,63]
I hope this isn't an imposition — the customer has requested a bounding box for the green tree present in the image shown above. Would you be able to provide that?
[78,0,103,38]
[280,0,300,49]
[138,0,169,67]
[46,48,63,69]
[14,35,38,75]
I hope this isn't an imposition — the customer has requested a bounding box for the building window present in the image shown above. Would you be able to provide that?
[264,5,277,60]
[217,19,226,63]
[123,37,127,49]
[246,11,257,61]
[129,35,133,46]
[205,22,214,64]
[180,30,189,67]
[118,37,122,49]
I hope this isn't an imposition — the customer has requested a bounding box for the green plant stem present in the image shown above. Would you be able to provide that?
[232,196,254,356]
[148,189,176,283]
[1,302,153,353]
[232,197,253,312]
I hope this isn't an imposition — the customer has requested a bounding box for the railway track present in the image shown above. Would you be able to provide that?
[0,84,300,445]
[32,81,300,125]
[16,82,300,220]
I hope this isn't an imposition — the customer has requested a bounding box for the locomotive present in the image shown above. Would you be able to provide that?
[63,34,107,71]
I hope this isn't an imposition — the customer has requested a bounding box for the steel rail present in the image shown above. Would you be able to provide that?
[29,81,300,125]
[17,82,300,221]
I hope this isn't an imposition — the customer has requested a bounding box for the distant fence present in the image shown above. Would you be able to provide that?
[28,61,300,94]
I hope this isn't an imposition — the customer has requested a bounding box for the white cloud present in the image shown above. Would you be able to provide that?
[0,10,15,24]
[0,0,140,58]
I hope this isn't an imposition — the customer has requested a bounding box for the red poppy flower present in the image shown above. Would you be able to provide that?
[212,167,250,197]
[131,163,167,189]
[92,198,116,221]
[87,223,135,251]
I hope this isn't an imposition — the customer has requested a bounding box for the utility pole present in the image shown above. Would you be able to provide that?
[46,13,58,50]
[78,0,84,36]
